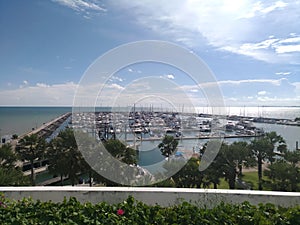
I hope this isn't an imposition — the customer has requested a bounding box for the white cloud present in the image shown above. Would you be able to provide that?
[0,82,77,106]
[276,72,291,76]
[294,82,300,95]
[179,78,292,90]
[258,90,267,95]
[178,78,299,106]
[19,80,29,89]
[52,0,106,18]
[242,1,288,18]
[218,78,286,86]
[108,83,124,90]
[110,75,123,82]
[275,44,300,53]
[128,68,133,72]
[158,74,175,80]
[36,83,50,88]
[112,0,299,63]
[53,0,106,11]
[221,34,300,63]
[2,78,298,106]
[166,74,175,80]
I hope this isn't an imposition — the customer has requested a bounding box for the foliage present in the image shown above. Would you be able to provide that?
[0,144,29,186]
[166,158,202,188]
[0,195,299,224]
[104,139,137,165]
[12,134,18,140]
[250,132,285,190]
[0,167,29,186]
[158,135,178,159]
[47,128,85,186]
[264,150,300,192]
[0,144,18,169]
[16,134,46,185]
[199,141,255,189]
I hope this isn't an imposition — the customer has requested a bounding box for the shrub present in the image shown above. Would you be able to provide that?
[0,194,299,224]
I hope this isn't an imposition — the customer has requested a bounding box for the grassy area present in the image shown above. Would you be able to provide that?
[241,171,271,190]
[217,178,229,189]
[206,171,271,190]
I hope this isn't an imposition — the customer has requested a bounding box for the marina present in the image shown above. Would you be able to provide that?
[0,107,298,150]
[0,107,299,185]
[72,110,267,142]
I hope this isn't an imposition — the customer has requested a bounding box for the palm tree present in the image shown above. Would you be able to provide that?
[230,141,255,177]
[0,144,29,186]
[0,143,17,169]
[250,132,285,190]
[47,128,85,186]
[16,134,46,185]
[265,149,300,191]
[47,137,68,185]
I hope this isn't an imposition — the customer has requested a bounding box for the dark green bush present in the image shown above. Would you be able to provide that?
[0,193,299,225]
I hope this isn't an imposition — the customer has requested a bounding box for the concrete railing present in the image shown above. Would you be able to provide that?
[1,187,300,207]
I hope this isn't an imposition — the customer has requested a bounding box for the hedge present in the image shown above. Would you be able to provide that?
[0,193,300,224]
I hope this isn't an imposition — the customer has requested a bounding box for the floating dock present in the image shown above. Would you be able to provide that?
[125,134,260,142]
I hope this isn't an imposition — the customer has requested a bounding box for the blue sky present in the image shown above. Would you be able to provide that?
[0,0,299,106]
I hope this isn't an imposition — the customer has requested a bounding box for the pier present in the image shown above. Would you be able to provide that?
[18,112,72,140]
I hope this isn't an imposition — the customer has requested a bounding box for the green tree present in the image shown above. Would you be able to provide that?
[47,137,68,185]
[250,138,272,190]
[158,135,178,159]
[250,132,286,190]
[202,141,254,189]
[166,157,202,188]
[0,167,29,186]
[198,142,223,189]
[265,131,287,162]
[218,143,238,189]
[265,150,300,191]
[230,141,255,177]
[0,144,29,186]
[104,139,137,165]
[0,143,18,169]
[200,157,223,189]
[47,128,85,186]
[16,134,46,185]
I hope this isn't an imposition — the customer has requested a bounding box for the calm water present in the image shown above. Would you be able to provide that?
[0,107,71,136]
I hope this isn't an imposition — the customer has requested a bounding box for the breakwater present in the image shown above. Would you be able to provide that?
[18,112,71,140]
[198,113,300,127]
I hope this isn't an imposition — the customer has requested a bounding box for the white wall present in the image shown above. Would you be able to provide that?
[1,187,300,207]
